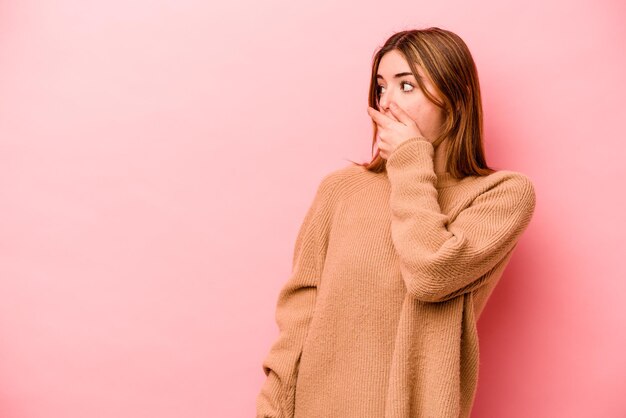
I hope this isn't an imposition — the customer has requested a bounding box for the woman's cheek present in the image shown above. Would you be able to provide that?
[405,107,421,125]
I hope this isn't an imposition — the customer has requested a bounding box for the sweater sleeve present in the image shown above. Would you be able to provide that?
[256,174,334,418]
[385,137,536,303]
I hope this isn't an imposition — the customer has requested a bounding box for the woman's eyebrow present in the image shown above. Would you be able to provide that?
[376,72,415,79]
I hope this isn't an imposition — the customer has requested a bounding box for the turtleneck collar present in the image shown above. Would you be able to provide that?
[435,171,462,188]
[377,166,465,188]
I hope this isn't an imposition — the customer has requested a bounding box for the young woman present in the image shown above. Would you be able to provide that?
[256,27,536,418]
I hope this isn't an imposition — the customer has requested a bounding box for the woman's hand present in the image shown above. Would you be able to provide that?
[367,102,428,160]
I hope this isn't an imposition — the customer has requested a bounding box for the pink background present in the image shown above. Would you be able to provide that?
[1,0,625,417]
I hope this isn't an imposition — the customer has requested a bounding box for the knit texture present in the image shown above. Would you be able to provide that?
[256,137,536,418]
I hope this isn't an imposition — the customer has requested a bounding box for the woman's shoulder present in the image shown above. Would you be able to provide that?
[316,162,379,200]
[480,169,535,193]
[474,169,536,212]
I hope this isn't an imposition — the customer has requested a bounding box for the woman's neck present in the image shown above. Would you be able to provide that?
[433,137,450,174]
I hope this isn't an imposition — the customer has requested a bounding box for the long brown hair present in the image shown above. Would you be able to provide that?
[351,27,496,178]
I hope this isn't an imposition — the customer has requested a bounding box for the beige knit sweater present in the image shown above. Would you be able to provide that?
[256,137,536,418]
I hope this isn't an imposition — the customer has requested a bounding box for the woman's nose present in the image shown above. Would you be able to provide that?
[378,90,394,112]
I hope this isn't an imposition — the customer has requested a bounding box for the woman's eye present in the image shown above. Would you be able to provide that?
[377,81,414,95]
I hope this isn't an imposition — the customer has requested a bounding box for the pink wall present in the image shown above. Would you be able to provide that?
[1,0,624,417]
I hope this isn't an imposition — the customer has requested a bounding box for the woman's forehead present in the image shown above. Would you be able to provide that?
[378,51,426,79]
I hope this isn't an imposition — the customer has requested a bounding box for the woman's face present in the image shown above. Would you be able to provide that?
[375,50,445,144]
